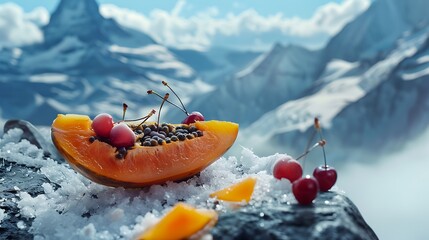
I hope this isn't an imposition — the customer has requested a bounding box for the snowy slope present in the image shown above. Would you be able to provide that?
[178,44,322,125]
[242,28,429,161]
[171,47,262,86]
[219,0,429,160]
[324,0,429,62]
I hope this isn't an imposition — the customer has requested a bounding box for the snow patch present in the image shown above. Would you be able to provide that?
[246,76,365,139]
[235,52,268,78]
[401,67,429,81]
[12,48,22,59]
[360,44,419,91]
[21,36,86,71]
[416,55,429,64]
[109,44,195,78]
[17,221,27,230]
[321,59,359,83]
[109,44,170,58]
[0,208,6,226]
[29,74,69,84]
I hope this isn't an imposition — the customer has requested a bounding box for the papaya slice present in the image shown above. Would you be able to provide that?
[139,203,217,240]
[210,177,257,203]
[51,114,239,187]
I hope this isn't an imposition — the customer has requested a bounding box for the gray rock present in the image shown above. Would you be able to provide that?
[211,192,378,240]
[0,160,52,239]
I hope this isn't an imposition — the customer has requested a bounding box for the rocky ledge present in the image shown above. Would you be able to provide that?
[212,192,378,239]
[0,120,378,239]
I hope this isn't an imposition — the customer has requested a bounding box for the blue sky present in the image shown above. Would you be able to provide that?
[4,0,345,18]
[0,0,371,50]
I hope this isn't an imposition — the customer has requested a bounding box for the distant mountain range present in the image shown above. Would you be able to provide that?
[1,0,429,162]
[0,0,215,125]
[185,0,429,161]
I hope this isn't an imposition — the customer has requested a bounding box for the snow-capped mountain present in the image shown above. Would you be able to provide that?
[42,0,154,47]
[324,0,429,62]
[0,0,212,125]
[177,44,322,125]
[171,47,262,86]
[238,0,429,161]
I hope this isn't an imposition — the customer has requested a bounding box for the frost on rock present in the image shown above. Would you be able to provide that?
[0,128,296,239]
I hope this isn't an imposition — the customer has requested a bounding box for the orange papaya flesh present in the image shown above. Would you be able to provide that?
[139,203,217,240]
[51,114,239,187]
[210,177,257,203]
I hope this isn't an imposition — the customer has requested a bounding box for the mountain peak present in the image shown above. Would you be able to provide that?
[42,0,109,45]
[41,0,155,47]
[51,0,102,24]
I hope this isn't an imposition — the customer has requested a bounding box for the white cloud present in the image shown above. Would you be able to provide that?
[0,0,370,50]
[100,0,370,50]
[25,6,50,27]
[339,126,429,240]
[0,3,48,48]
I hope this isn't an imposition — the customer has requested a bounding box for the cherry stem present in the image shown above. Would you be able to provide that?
[157,93,169,131]
[115,109,156,124]
[320,135,327,167]
[122,103,128,121]
[147,90,187,115]
[296,140,326,161]
[302,129,317,170]
[162,81,189,115]
[136,109,156,128]
[315,117,327,167]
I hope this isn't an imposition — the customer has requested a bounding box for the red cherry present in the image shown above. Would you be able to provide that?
[292,175,319,205]
[273,158,303,183]
[313,165,337,192]
[182,111,205,124]
[109,123,135,148]
[91,113,114,138]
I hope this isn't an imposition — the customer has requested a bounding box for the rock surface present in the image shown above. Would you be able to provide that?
[0,160,50,239]
[212,192,378,240]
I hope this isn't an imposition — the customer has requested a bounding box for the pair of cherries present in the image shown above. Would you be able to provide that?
[91,112,204,148]
[92,112,204,148]
[92,113,135,148]
[273,157,337,205]
[91,81,205,149]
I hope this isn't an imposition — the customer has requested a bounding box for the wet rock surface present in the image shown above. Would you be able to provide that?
[212,192,378,240]
[0,160,49,239]
[0,120,378,239]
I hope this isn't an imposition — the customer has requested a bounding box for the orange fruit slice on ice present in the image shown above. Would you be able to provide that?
[51,114,239,187]
[139,203,217,240]
[210,177,257,203]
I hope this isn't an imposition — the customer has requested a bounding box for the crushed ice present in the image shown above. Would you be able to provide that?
[0,128,298,239]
